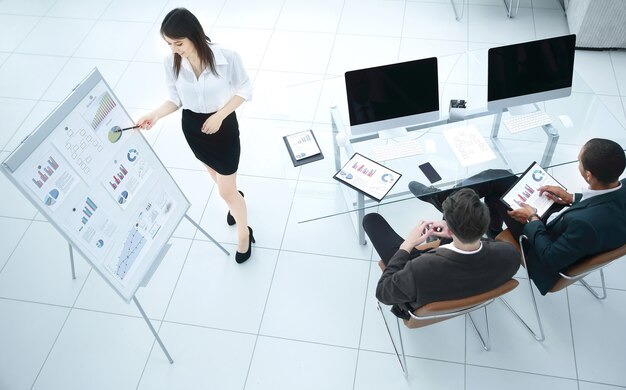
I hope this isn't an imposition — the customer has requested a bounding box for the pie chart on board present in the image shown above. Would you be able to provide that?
[108,126,122,143]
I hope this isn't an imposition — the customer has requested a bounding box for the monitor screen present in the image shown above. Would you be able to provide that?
[345,57,439,136]
[487,34,576,111]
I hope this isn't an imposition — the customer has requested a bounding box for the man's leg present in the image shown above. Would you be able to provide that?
[362,213,407,266]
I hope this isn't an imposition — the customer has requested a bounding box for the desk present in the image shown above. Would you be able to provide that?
[299,50,626,245]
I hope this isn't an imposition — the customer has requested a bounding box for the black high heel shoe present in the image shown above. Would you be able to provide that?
[226,190,244,226]
[235,227,255,264]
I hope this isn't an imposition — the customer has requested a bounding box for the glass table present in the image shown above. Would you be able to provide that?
[297,49,626,244]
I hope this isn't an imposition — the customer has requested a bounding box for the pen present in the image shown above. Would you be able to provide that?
[116,125,141,132]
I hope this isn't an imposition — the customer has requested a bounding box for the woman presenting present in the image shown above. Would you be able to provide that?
[138,8,254,263]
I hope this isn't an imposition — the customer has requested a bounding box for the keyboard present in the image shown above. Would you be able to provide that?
[371,139,422,161]
[503,111,552,134]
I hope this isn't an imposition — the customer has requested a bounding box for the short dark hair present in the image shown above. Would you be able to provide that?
[581,138,626,184]
[442,188,490,244]
[161,8,218,77]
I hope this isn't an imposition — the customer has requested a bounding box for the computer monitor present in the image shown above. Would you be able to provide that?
[345,57,439,137]
[487,34,576,111]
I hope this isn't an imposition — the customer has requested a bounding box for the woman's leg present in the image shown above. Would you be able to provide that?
[215,172,249,252]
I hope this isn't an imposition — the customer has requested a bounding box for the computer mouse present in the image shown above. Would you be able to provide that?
[558,115,574,129]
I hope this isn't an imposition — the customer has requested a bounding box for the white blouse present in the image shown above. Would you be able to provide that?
[163,44,252,114]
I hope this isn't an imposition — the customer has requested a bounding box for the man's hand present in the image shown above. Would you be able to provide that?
[508,203,537,224]
[538,185,573,205]
[399,221,433,252]
[428,220,452,239]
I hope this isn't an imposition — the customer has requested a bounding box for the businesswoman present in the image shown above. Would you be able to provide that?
[138,8,254,263]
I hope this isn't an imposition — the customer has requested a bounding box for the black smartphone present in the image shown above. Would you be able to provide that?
[419,162,442,184]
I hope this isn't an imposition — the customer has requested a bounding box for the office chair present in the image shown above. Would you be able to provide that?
[495,229,626,342]
[376,241,519,377]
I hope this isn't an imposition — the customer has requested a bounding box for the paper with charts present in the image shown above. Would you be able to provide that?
[442,124,496,167]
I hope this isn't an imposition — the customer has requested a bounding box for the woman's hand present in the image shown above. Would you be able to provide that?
[137,112,159,130]
[538,185,573,205]
[201,112,225,134]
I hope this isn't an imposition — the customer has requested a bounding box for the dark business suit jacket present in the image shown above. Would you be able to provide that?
[523,180,626,295]
[376,240,520,319]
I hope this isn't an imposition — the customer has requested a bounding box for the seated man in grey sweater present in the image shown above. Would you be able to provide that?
[363,188,520,319]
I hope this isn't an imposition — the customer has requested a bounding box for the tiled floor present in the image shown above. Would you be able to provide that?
[1,0,626,389]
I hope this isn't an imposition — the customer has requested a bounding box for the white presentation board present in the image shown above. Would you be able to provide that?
[1,68,190,303]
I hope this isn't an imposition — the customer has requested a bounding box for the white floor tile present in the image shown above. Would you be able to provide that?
[596,95,626,130]
[0,97,36,150]
[260,251,369,348]
[328,34,401,75]
[0,221,91,306]
[168,167,214,239]
[0,0,55,15]
[237,118,305,180]
[0,156,39,220]
[338,0,405,37]
[42,58,129,102]
[353,350,465,390]
[281,181,374,260]
[74,238,191,319]
[215,0,283,29]
[0,54,66,100]
[137,322,256,390]
[17,17,94,56]
[468,5,536,44]
[533,8,569,40]
[404,2,468,41]
[260,31,335,74]
[32,309,156,390]
[243,70,324,122]
[245,336,358,390]
[199,175,297,249]
[3,100,60,153]
[276,0,344,33]
[0,299,69,390]
[152,113,206,171]
[399,38,467,63]
[0,15,40,52]
[466,365,578,390]
[579,382,626,390]
[74,20,152,61]
[569,286,626,387]
[100,0,169,23]
[115,62,169,110]
[610,51,626,97]
[574,51,621,96]
[466,284,577,378]
[0,216,30,271]
[46,0,112,19]
[210,27,272,70]
[165,240,278,334]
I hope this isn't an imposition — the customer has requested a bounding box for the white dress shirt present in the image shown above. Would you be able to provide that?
[164,44,252,114]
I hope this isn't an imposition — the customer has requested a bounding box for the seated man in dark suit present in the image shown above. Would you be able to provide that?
[409,138,626,295]
[363,188,520,319]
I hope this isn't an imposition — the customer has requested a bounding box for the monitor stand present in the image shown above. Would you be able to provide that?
[378,127,408,139]
[508,103,540,116]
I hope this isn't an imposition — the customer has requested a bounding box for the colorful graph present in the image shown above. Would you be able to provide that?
[127,148,138,162]
[44,189,59,206]
[32,156,59,188]
[108,126,122,143]
[91,92,116,130]
[80,197,98,225]
[108,164,128,190]
[532,169,545,182]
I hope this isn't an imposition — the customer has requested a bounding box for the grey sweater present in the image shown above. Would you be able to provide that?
[376,240,520,318]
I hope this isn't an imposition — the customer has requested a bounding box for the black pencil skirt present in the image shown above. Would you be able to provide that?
[181,109,241,175]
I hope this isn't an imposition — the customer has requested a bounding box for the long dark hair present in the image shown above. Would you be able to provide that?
[160,8,217,77]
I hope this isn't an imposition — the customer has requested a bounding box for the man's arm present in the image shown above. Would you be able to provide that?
[524,218,599,272]
[376,249,419,305]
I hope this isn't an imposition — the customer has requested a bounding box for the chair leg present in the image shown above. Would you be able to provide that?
[499,274,545,342]
[502,0,519,18]
[377,302,408,377]
[467,307,491,351]
[579,269,607,300]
